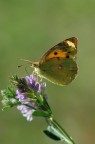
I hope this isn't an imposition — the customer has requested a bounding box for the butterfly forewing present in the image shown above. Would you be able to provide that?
[39,37,78,64]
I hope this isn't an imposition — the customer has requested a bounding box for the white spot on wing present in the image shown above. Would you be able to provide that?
[66,41,75,47]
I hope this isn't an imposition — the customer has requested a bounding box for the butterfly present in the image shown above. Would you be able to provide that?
[31,37,78,86]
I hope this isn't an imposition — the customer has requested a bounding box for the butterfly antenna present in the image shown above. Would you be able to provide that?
[21,59,33,65]
[17,59,31,75]
[18,59,39,69]
[18,59,32,68]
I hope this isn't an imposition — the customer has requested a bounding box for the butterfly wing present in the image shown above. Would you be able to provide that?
[33,37,78,85]
[38,57,78,86]
[39,37,78,64]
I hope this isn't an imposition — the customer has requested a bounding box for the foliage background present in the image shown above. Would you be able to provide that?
[0,0,95,144]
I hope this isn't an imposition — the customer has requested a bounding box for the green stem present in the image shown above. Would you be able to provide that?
[46,117,75,144]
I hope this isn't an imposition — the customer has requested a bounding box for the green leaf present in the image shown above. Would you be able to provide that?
[45,119,75,144]
[1,86,16,99]
[43,130,61,141]
[32,110,49,117]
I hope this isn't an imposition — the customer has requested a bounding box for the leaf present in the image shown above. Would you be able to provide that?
[43,130,61,141]
[32,110,49,117]
[45,120,75,144]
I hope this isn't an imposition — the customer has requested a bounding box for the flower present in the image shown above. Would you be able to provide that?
[1,74,52,121]
[15,74,48,121]
[17,105,34,121]
[25,75,46,93]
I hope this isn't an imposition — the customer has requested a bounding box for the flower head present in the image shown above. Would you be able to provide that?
[1,74,52,121]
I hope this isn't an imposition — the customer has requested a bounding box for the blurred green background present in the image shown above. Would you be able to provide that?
[0,0,95,144]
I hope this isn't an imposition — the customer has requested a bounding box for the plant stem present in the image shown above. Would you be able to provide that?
[46,117,75,144]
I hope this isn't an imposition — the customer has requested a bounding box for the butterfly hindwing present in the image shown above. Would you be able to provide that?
[38,57,78,86]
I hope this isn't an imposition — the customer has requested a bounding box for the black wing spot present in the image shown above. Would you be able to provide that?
[54,51,58,55]
[66,55,70,58]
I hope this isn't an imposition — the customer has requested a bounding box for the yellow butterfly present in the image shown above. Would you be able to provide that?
[31,37,78,86]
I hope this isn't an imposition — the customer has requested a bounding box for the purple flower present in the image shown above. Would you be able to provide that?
[17,105,34,121]
[15,74,47,121]
[16,90,26,100]
[25,75,46,93]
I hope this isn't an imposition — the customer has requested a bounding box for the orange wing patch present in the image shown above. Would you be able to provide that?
[45,49,67,61]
